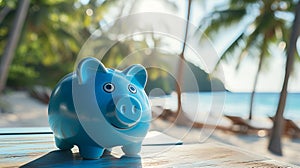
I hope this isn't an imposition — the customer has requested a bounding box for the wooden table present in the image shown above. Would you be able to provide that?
[0,127,295,168]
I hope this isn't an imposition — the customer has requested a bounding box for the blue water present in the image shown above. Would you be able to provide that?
[151,92,300,119]
[195,92,300,120]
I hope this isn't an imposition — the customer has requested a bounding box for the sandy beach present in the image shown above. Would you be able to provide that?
[0,91,300,166]
[0,91,48,127]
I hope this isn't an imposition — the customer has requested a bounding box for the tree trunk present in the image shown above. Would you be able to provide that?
[249,38,266,120]
[0,0,30,93]
[249,53,263,120]
[0,6,12,23]
[174,0,193,125]
[268,1,300,156]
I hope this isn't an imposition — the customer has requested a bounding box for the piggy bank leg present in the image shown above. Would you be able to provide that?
[79,146,104,159]
[55,137,73,150]
[103,148,112,156]
[122,142,142,157]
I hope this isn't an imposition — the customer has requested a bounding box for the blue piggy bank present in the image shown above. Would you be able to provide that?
[48,57,151,159]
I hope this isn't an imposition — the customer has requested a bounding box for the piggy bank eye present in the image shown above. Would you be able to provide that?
[128,84,137,94]
[103,83,115,93]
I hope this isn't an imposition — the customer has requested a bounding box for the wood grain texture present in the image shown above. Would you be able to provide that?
[0,128,296,168]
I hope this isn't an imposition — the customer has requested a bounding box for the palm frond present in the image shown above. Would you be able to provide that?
[213,32,245,71]
[198,8,247,36]
[229,0,258,8]
[295,51,300,61]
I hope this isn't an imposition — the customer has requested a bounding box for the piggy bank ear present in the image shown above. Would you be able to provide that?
[77,57,107,84]
[123,64,147,88]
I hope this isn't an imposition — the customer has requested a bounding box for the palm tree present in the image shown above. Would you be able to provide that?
[268,0,300,156]
[0,0,83,89]
[198,0,298,120]
[0,0,121,89]
[0,0,30,92]
[174,0,194,125]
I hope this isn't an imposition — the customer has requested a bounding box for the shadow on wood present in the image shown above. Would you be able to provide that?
[21,149,141,168]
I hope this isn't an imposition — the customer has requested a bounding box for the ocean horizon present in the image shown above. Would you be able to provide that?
[150,92,300,120]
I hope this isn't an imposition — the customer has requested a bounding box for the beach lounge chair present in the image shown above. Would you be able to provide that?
[225,115,272,134]
[192,116,232,132]
[268,116,300,138]
[29,85,51,104]
[286,119,300,138]
[152,106,177,121]
[152,106,232,131]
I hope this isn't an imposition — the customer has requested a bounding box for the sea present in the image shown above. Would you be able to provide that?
[150,92,300,120]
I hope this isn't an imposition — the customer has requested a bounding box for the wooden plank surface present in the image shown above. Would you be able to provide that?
[0,128,296,168]
[0,127,52,135]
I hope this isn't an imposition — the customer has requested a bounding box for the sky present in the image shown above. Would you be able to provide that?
[132,0,300,93]
[84,0,300,92]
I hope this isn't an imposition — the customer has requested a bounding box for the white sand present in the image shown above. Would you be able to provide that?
[0,91,48,127]
[1,91,299,166]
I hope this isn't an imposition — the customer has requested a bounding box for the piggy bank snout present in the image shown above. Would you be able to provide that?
[112,97,142,129]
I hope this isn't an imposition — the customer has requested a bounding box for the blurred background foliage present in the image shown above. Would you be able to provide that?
[0,0,224,93]
[198,0,300,120]
[1,0,116,87]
